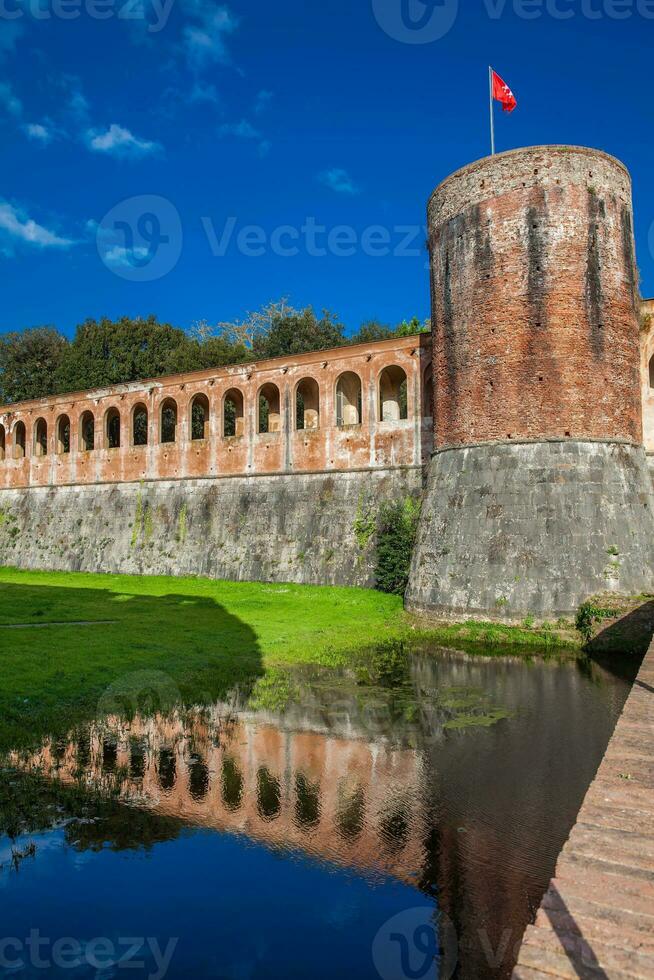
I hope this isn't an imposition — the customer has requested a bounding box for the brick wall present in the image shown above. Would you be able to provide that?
[640,298,654,452]
[427,146,642,449]
[0,335,433,489]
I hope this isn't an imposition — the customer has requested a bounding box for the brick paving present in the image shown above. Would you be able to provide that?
[512,640,654,979]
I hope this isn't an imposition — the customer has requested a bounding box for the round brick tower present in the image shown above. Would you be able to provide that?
[407,146,654,619]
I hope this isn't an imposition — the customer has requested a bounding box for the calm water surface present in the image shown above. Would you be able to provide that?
[0,646,638,979]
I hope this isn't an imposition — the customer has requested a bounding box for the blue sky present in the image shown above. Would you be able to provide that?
[1,0,653,338]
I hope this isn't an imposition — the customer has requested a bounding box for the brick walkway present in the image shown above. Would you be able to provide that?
[512,640,654,979]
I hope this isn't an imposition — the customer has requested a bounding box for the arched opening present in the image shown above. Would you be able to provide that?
[13,421,26,459]
[336,778,365,841]
[188,753,210,802]
[158,748,176,792]
[132,403,148,447]
[79,411,95,452]
[379,803,410,854]
[295,773,321,829]
[258,383,281,434]
[223,388,244,438]
[129,737,146,779]
[379,366,408,422]
[257,766,281,821]
[221,757,244,811]
[102,736,117,773]
[0,424,5,462]
[190,393,210,441]
[295,378,320,431]
[335,372,362,427]
[649,354,654,390]
[423,365,434,418]
[34,418,48,456]
[160,398,177,444]
[105,408,121,450]
[56,414,71,454]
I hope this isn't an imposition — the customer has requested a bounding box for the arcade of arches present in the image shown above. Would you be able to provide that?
[0,335,433,489]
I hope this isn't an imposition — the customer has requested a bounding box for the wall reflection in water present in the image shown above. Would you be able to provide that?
[7,648,637,979]
[15,702,428,884]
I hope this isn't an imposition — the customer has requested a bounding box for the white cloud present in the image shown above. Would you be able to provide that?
[0,82,22,118]
[219,118,270,157]
[85,123,161,158]
[180,1,237,70]
[317,168,360,196]
[23,122,55,145]
[69,88,90,122]
[0,201,74,249]
[219,119,260,140]
[253,89,273,116]
[190,81,219,105]
[103,244,150,268]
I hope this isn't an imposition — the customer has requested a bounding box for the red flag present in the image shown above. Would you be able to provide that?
[492,70,517,113]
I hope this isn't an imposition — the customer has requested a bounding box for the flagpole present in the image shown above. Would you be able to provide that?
[489,65,496,156]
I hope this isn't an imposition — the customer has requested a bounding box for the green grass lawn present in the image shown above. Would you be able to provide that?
[0,567,412,751]
[0,567,578,754]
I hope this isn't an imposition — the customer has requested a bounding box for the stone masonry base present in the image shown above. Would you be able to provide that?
[0,467,423,588]
[406,440,654,620]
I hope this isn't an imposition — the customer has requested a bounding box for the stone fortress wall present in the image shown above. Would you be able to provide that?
[407,146,654,618]
[0,335,431,587]
[2,145,654,615]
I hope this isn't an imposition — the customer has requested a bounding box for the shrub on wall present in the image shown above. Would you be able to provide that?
[375,497,422,596]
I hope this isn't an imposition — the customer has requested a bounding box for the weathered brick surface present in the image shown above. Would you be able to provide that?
[512,638,654,978]
[427,146,642,449]
[0,335,432,489]
[640,298,654,453]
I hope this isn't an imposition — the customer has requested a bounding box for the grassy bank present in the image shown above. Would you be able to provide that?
[0,568,578,753]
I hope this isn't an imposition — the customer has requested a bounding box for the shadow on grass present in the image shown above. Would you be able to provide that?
[0,580,264,757]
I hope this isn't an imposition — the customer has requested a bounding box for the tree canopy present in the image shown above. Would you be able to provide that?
[0,303,429,405]
[0,327,68,404]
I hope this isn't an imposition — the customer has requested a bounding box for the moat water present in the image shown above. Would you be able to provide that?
[0,645,638,979]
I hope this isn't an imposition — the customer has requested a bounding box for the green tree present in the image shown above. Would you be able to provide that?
[349,320,394,345]
[251,306,345,359]
[396,316,430,336]
[0,327,69,404]
[55,316,202,393]
[191,333,248,370]
[375,498,422,597]
[349,317,430,347]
